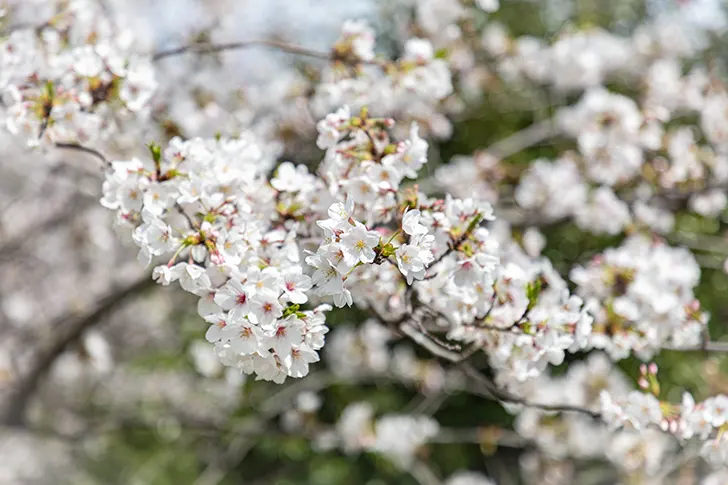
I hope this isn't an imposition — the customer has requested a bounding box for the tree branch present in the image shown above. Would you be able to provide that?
[54,142,110,169]
[153,40,332,62]
[0,275,154,426]
[400,322,463,362]
[485,119,559,159]
[373,299,601,419]
[461,363,601,418]
[663,341,728,353]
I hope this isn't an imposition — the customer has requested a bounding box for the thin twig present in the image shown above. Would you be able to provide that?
[461,363,601,418]
[427,213,485,271]
[485,119,559,159]
[413,318,461,351]
[663,341,728,353]
[175,203,200,230]
[370,294,600,418]
[400,322,463,362]
[0,21,50,36]
[153,40,332,62]
[54,142,110,168]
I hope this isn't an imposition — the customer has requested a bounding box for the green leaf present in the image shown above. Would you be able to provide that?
[147,142,162,164]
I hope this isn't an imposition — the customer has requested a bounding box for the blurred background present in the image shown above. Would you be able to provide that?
[2,0,728,484]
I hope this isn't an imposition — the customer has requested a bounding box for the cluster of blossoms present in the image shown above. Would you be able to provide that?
[600,364,728,467]
[570,235,707,359]
[306,109,601,384]
[98,100,712,398]
[436,7,728,243]
[512,354,630,458]
[95,100,604,392]
[315,397,494,484]
[97,104,511,384]
[511,82,728,236]
[307,106,497,316]
[325,319,449,393]
[0,0,157,147]
[558,88,660,187]
[496,28,633,91]
[483,9,712,93]
[419,221,594,384]
[325,319,394,378]
[149,12,466,154]
[329,401,439,467]
[312,22,454,138]
[100,135,329,383]
[415,0,500,49]
[407,0,500,102]
[507,353,679,484]
[5,0,728,480]
[435,151,502,203]
[558,84,728,196]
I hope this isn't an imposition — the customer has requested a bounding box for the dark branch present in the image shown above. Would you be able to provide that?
[153,40,332,62]
[54,142,110,168]
[0,276,154,426]
[663,341,728,353]
[461,363,601,418]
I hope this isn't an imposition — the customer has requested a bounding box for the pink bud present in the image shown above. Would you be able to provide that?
[648,363,658,375]
[660,419,669,431]
[638,377,649,389]
[640,364,647,375]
